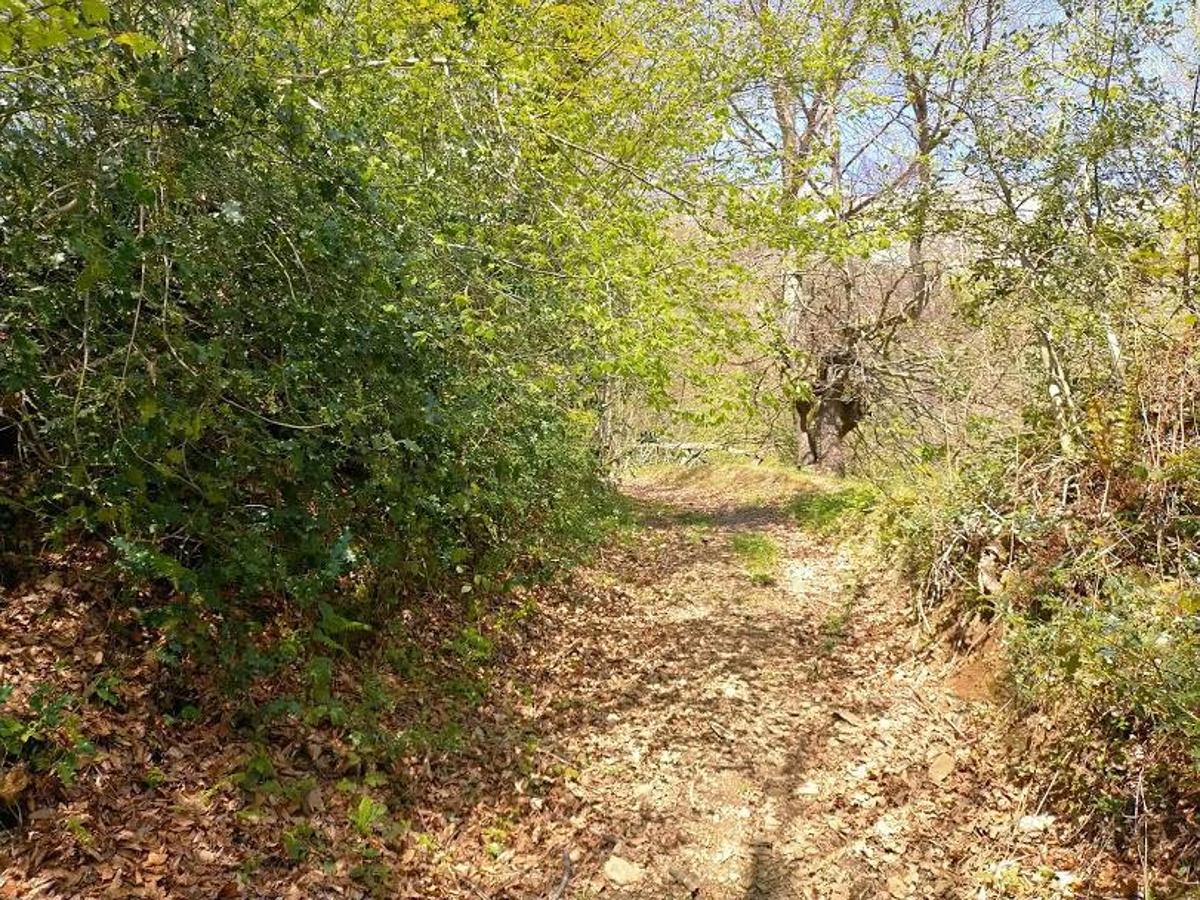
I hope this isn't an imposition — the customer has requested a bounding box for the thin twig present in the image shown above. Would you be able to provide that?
[72,292,90,448]
[220,395,332,431]
[541,130,696,209]
[547,849,572,900]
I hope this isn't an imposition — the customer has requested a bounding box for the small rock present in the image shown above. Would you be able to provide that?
[927,752,955,784]
[795,781,820,797]
[669,866,700,893]
[604,855,644,886]
[1017,813,1055,833]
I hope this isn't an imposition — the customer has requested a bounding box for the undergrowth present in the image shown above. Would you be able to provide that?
[880,334,1200,881]
[789,482,878,533]
[0,685,94,796]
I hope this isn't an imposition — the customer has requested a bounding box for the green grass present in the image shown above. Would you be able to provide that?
[730,532,781,585]
[788,483,877,532]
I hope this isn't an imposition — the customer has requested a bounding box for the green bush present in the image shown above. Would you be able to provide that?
[1010,579,1200,754]
[880,347,1200,861]
[0,684,95,786]
[875,454,1013,604]
[0,1,707,674]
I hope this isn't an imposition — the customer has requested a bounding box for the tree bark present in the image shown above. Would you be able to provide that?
[1037,327,1080,455]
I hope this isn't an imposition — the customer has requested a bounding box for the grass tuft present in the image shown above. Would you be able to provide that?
[730,532,781,585]
[788,483,877,532]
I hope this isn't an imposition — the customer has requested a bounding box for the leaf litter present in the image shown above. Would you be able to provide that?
[0,471,1143,897]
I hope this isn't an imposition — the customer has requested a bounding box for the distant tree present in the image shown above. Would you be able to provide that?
[716,0,1001,466]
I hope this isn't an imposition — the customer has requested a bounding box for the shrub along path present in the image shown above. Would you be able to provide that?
[0,465,1137,898]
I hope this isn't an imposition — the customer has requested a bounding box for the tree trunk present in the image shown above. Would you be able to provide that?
[793,399,818,465]
[594,377,618,464]
[1037,327,1080,455]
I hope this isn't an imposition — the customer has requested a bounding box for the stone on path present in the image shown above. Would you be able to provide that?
[927,752,955,784]
[604,855,645,886]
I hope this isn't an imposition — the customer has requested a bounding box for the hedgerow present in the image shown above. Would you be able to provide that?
[0,1,719,672]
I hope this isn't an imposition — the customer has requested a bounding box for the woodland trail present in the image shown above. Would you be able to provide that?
[515,467,1099,899]
[0,466,1115,899]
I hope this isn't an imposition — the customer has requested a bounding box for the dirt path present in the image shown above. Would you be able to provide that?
[516,468,1096,899]
[0,466,1116,899]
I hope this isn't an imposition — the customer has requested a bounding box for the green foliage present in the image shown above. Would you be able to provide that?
[0,684,94,785]
[349,855,395,897]
[1161,447,1200,507]
[1008,576,1200,824]
[883,339,1200,858]
[444,626,494,666]
[64,816,94,849]
[234,748,278,796]
[482,814,517,858]
[85,671,123,707]
[876,455,1015,598]
[281,822,319,862]
[0,0,721,674]
[1011,578,1200,754]
[348,794,388,836]
[305,655,333,707]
